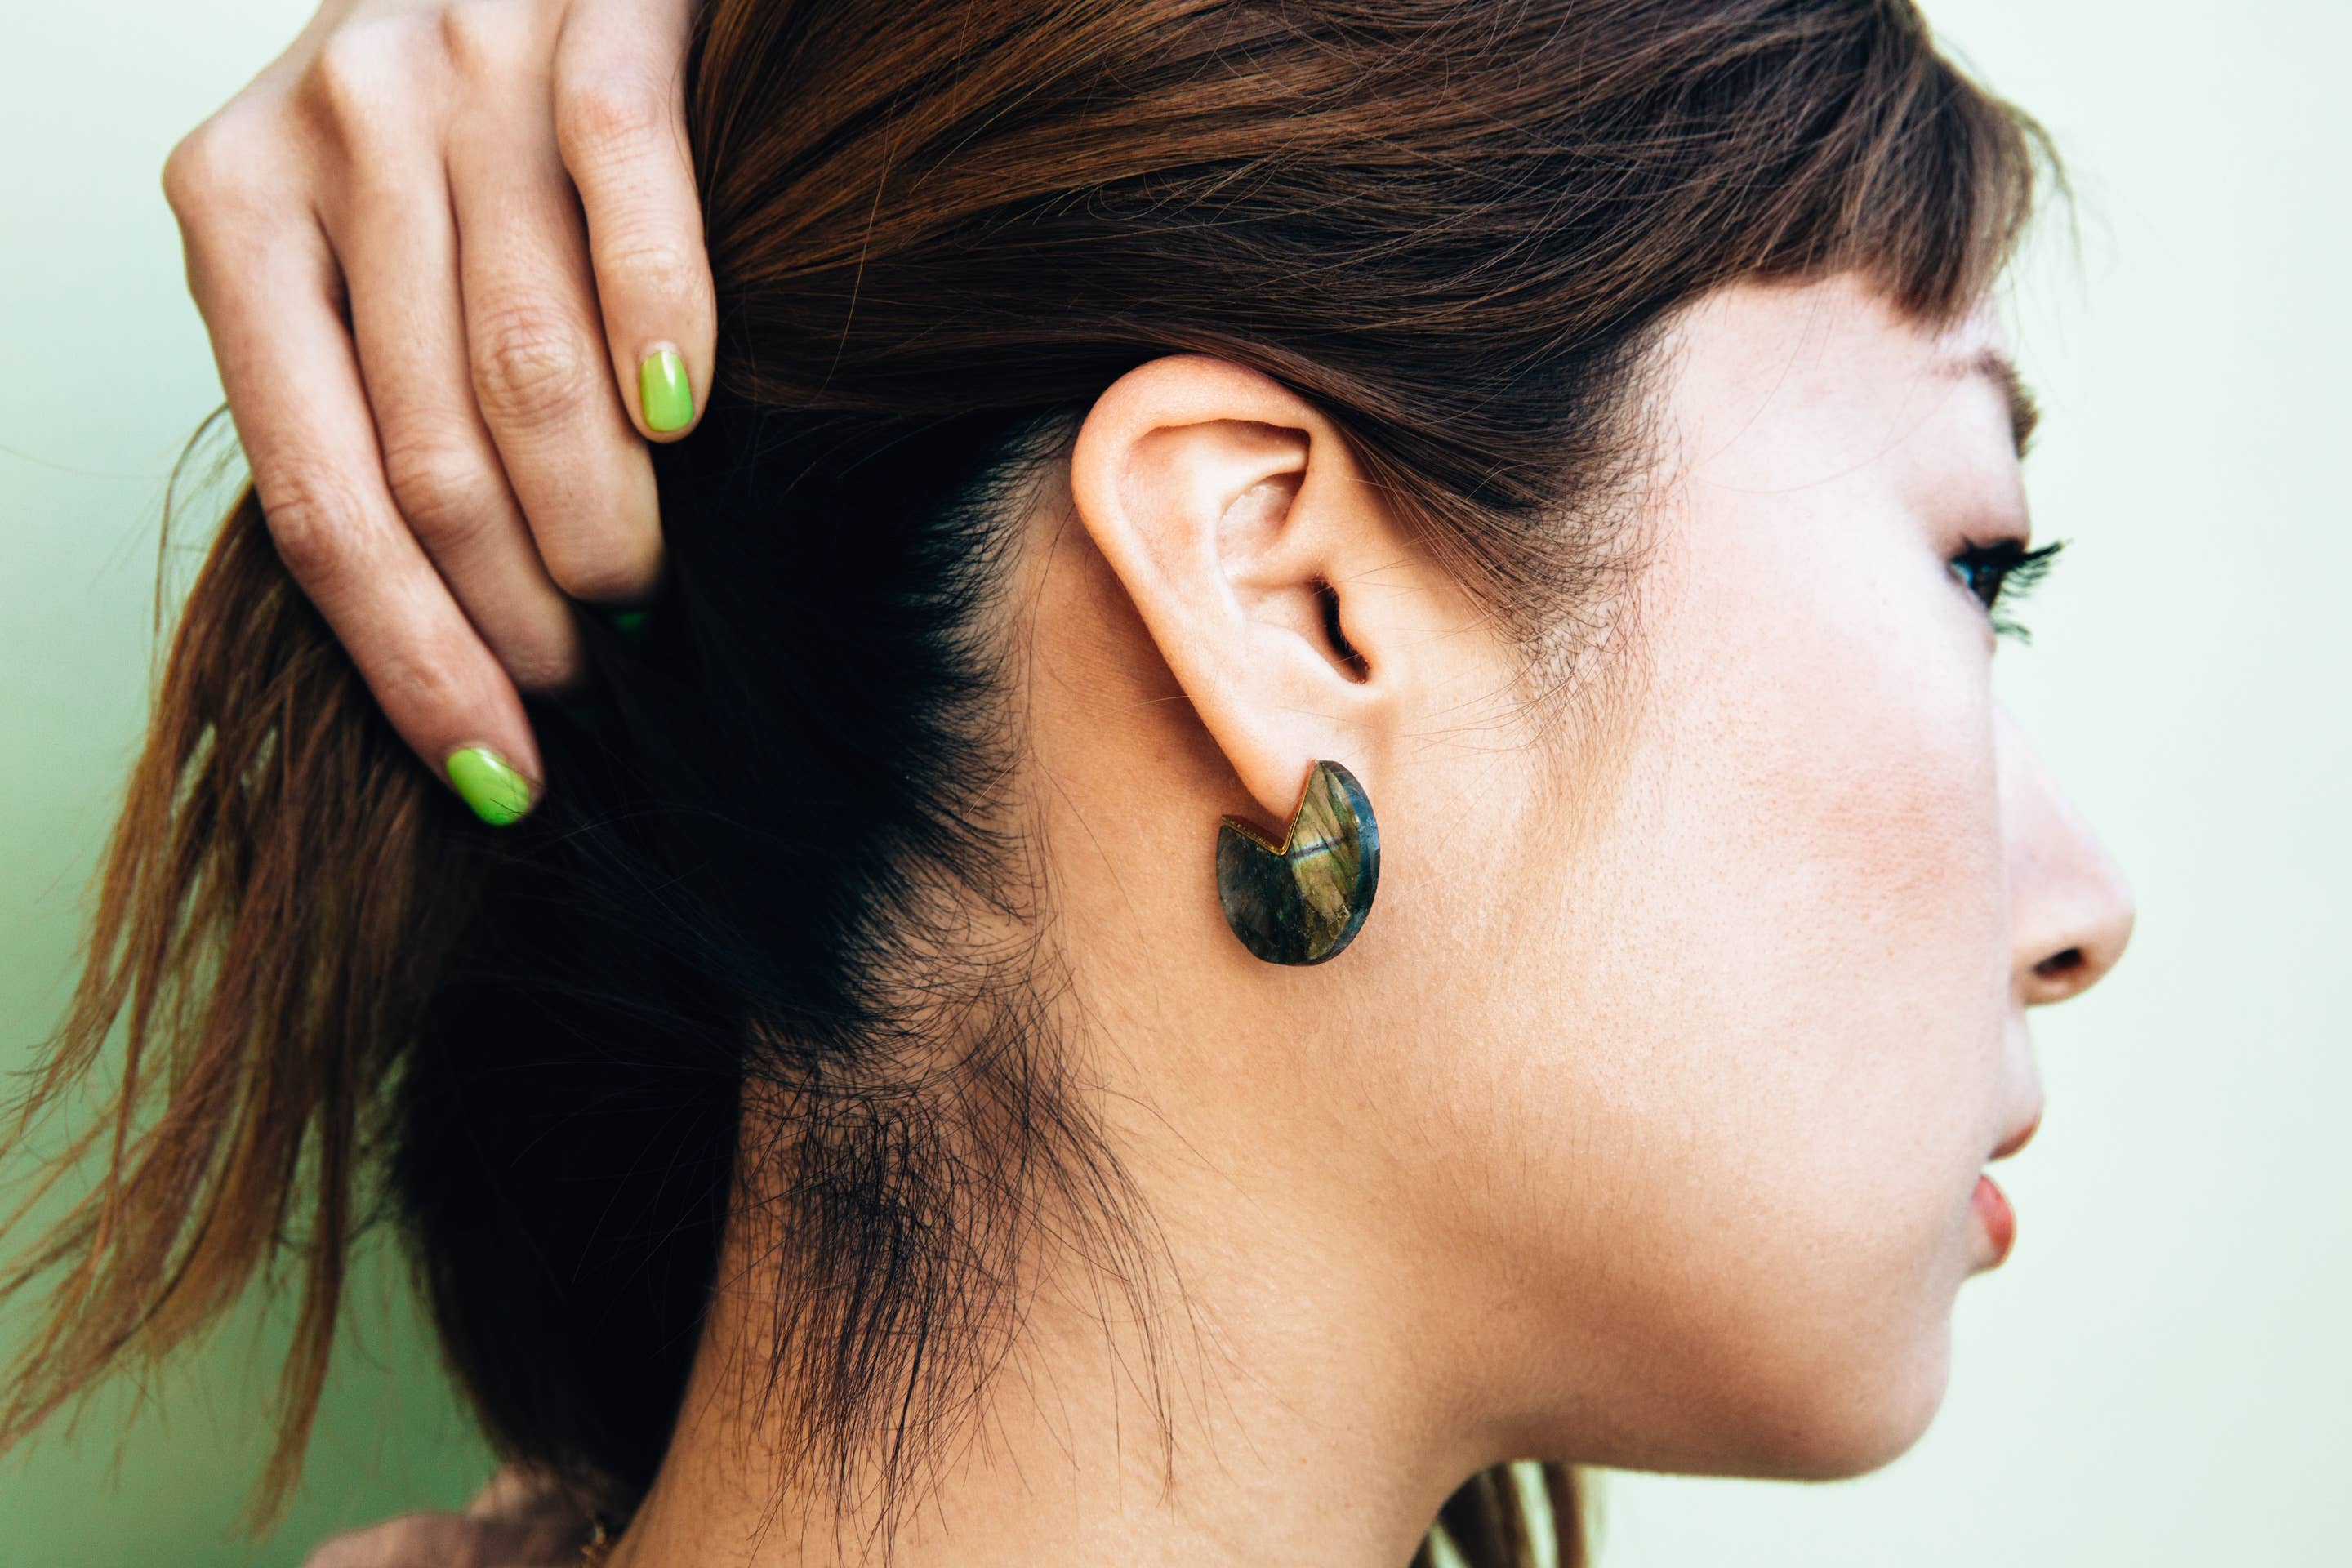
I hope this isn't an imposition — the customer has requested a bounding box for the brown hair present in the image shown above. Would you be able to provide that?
[2,2,2052,1562]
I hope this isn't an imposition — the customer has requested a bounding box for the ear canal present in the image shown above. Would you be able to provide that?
[1214,760,1381,964]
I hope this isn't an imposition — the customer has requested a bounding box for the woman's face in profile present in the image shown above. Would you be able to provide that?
[1030,270,2136,1486]
[1434,273,2136,1476]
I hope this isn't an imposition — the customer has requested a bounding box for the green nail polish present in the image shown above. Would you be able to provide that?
[639,348,693,434]
[445,746,537,826]
[604,607,651,643]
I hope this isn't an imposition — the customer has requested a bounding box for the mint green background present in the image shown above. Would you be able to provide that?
[3,1,2345,1562]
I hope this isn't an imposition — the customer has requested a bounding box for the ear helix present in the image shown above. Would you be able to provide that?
[1214,760,1381,964]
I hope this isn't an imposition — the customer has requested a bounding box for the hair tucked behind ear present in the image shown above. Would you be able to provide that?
[2,2,2056,1563]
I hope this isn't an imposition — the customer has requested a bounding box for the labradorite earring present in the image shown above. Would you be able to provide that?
[1215,760,1381,965]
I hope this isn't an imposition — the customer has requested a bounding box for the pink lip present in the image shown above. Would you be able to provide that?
[1973,1173,2016,1267]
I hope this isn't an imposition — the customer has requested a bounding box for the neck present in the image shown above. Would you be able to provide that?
[607,1094,1482,1567]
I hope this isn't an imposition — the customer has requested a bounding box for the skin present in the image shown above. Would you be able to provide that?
[171,11,2133,1566]
[606,276,2130,1567]
[161,0,713,805]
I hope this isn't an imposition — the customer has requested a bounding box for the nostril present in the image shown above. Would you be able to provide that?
[2034,947,2086,981]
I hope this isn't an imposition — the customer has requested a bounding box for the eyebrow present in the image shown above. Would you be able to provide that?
[1952,347,2042,459]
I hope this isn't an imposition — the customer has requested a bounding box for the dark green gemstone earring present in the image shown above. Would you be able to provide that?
[1215,759,1381,965]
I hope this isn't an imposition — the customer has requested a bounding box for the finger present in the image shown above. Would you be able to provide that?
[318,120,587,698]
[464,1461,550,1517]
[554,0,714,442]
[462,1460,591,1529]
[444,9,663,610]
[173,183,546,824]
[301,1512,576,1568]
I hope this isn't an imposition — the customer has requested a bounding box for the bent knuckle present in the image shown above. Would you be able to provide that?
[435,0,526,82]
[369,639,474,727]
[381,440,509,555]
[161,114,271,220]
[594,234,701,314]
[501,630,586,697]
[470,301,597,431]
[539,532,658,604]
[554,78,670,173]
[158,126,225,214]
[258,466,372,590]
[296,29,403,144]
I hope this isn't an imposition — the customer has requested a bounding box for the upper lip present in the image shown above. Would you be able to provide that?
[1990,1106,2043,1162]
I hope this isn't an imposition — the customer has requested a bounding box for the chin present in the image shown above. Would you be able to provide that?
[1544,1308,1958,1483]
[1739,1317,1957,1481]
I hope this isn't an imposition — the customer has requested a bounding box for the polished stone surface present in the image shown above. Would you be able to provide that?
[1215,760,1380,965]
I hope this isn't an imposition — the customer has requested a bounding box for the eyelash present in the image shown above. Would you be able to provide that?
[1948,537,2066,643]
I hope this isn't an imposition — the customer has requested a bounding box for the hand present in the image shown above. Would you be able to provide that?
[160,0,713,824]
[297,1463,598,1567]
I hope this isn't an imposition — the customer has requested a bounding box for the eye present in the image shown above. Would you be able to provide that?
[1949,537,2065,642]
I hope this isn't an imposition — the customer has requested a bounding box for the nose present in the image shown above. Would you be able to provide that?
[1998,708,2136,1007]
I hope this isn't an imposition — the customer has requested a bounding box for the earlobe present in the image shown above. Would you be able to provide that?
[1067,354,1403,822]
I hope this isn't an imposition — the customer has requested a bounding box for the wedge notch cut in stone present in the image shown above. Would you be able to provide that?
[1215,760,1381,965]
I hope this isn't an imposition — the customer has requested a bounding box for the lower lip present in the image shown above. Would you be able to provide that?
[1973,1174,2016,1267]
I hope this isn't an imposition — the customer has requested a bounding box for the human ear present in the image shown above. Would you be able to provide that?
[1067,353,1414,822]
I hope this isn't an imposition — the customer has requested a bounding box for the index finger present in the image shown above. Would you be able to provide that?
[552,0,715,443]
[179,196,547,826]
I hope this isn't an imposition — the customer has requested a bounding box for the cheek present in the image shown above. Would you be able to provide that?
[1479,494,2011,1470]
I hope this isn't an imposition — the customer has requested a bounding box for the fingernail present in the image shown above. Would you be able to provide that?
[639,347,693,434]
[445,745,538,826]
